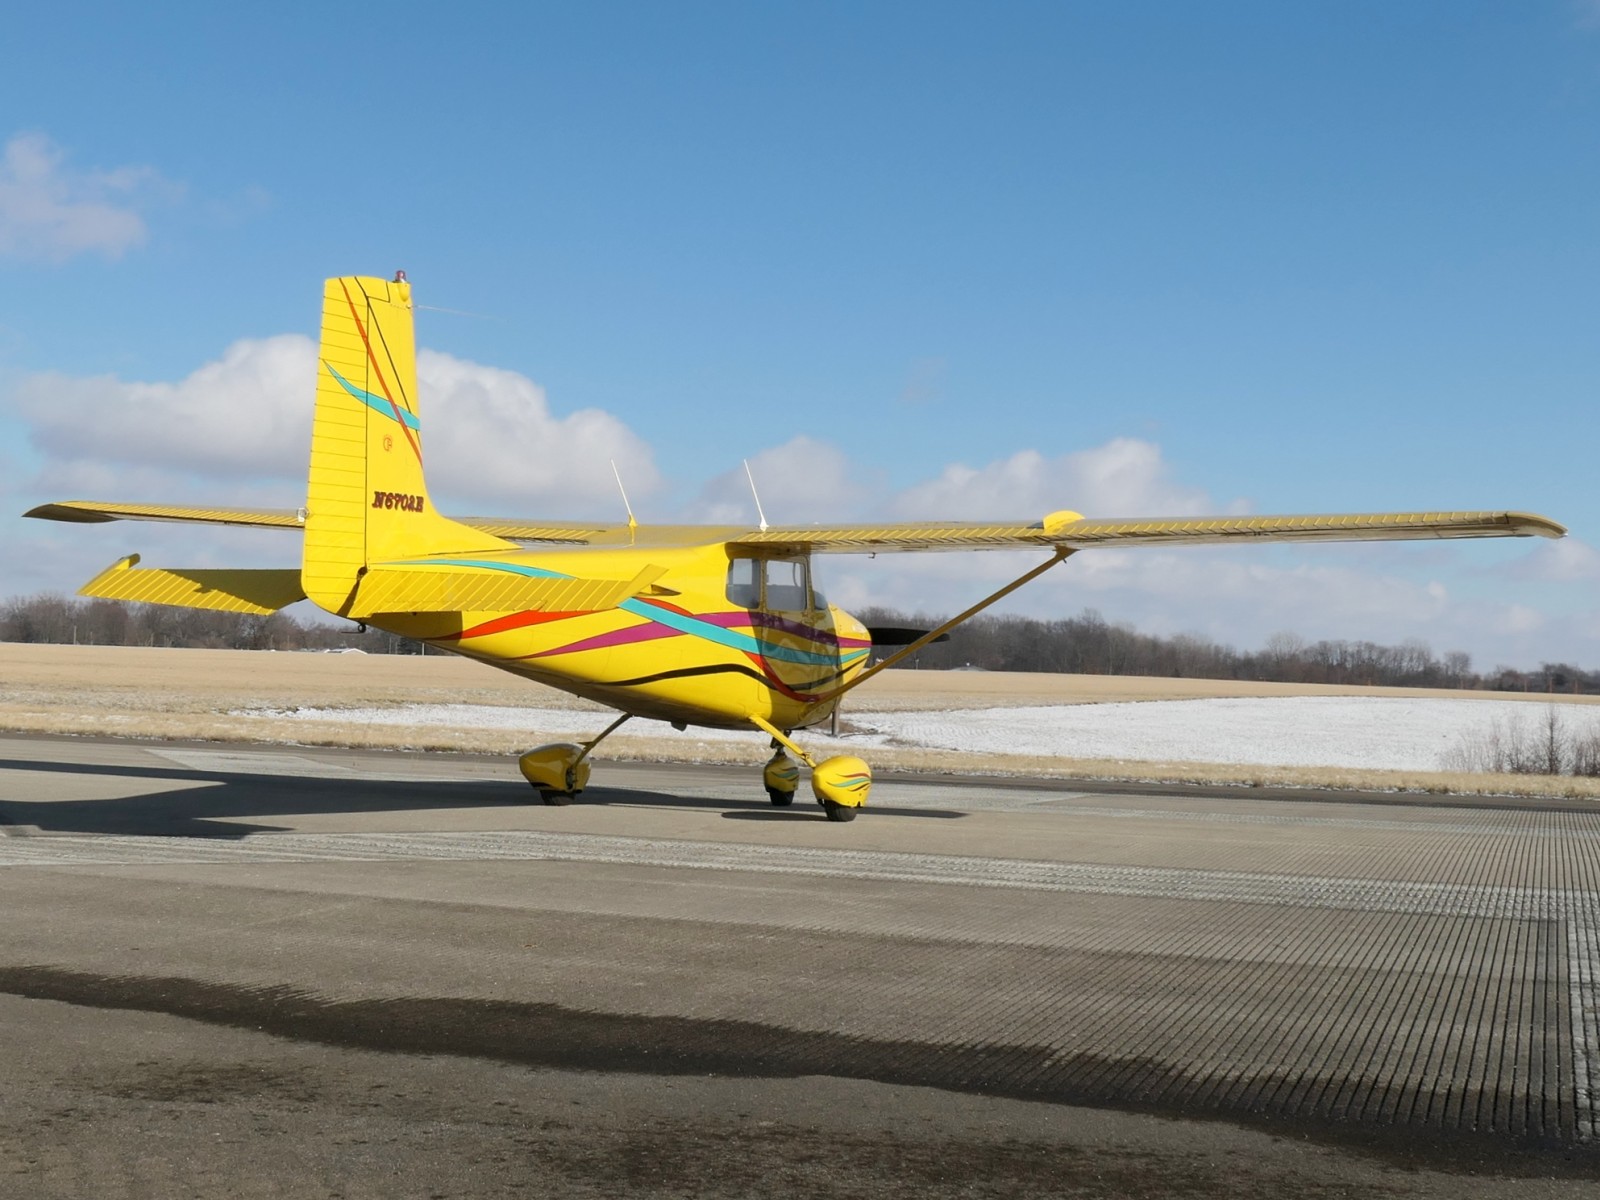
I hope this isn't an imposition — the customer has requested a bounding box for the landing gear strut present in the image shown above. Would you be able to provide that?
[519,713,632,804]
[751,716,871,822]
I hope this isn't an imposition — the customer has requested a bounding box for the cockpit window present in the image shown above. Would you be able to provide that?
[764,558,809,612]
[726,557,760,608]
[727,556,816,611]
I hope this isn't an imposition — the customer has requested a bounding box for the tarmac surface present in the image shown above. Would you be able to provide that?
[2,730,1600,1197]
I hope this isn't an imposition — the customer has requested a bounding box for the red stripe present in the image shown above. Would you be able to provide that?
[338,278,423,466]
[440,609,588,642]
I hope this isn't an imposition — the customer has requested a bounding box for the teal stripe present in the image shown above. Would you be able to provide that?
[387,557,567,580]
[618,598,839,667]
[384,556,844,668]
[327,364,421,432]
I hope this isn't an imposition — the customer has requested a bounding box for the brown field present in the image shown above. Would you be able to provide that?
[3,641,1598,799]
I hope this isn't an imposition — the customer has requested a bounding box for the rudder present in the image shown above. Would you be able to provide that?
[301,275,511,615]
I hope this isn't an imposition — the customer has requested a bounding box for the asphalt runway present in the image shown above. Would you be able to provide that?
[2,730,1599,1197]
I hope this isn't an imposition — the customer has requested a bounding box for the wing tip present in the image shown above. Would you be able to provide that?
[1505,511,1566,539]
[24,502,115,524]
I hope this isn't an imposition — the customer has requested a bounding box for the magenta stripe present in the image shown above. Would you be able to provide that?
[522,622,680,660]
[520,607,870,662]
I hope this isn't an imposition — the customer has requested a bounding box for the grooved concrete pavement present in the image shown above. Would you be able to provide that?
[2,731,1598,1196]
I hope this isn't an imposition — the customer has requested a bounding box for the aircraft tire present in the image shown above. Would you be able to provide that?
[540,790,575,806]
[766,788,795,807]
[821,800,858,823]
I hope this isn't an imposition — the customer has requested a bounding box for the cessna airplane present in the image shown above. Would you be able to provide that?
[25,275,1565,821]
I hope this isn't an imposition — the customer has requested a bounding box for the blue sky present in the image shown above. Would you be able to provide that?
[2,2,1597,670]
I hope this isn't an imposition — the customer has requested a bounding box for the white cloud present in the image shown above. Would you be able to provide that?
[682,436,879,525]
[9,335,659,516]
[0,132,180,262]
[1503,537,1600,583]
[416,350,659,514]
[1501,604,1545,635]
[890,438,1231,521]
[17,335,317,480]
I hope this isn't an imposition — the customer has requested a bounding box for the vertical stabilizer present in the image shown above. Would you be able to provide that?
[301,275,513,615]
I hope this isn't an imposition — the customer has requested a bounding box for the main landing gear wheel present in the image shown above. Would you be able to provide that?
[762,745,800,809]
[820,799,857,823]
[517,716,634,806]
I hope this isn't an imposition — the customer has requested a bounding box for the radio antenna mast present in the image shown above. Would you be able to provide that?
[743,460,769,531]
[610,460,638,540]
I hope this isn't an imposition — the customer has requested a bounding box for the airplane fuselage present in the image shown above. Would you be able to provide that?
[347,541,871,731]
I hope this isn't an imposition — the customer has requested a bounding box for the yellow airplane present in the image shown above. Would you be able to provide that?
[25,275,1566,821]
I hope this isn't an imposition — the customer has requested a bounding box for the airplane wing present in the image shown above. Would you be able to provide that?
[24,501,630,546]
[732,510,1566,553]
[25,501,306,529]
[28,500,1564,551]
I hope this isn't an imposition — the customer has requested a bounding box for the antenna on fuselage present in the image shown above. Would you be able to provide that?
[610,459,638,543]
[743,460,769,532]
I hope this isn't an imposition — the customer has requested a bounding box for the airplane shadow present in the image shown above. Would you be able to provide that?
[0,755,963,838]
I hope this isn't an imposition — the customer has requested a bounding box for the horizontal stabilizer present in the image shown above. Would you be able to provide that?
[351,564,665,618]
[27,501,304,529]
[80,556,307,615]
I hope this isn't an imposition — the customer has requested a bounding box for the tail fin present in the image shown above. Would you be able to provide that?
[301,275,513,615]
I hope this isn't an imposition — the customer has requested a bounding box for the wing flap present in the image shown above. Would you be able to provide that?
[351,564,665,618]
[80,556,307,615]
[455,517,627,544]
[733,522,1057,553]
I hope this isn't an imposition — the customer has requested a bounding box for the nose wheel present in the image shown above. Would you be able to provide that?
[751,717,871,821]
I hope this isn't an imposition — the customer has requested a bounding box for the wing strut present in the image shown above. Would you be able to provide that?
[822,548,1074,703]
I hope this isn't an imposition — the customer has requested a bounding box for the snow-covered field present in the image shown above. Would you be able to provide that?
[251,696,1600,773]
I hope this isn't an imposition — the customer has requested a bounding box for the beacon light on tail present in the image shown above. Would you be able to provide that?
[24,275,1567,824]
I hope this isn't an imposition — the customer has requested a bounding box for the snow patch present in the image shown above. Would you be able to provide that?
[240,696,1600,773]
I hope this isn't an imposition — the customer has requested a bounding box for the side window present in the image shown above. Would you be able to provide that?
[764,558,810,612]
[726,557,760,608]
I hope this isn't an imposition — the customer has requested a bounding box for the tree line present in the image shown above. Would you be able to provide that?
[1,591,1592,692]
[855,605,1596,694]
[0,593,422,655]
